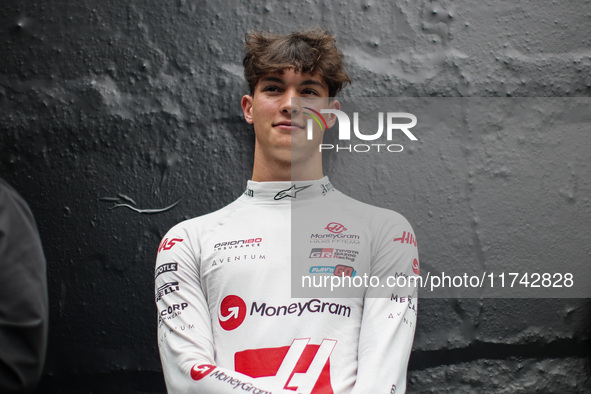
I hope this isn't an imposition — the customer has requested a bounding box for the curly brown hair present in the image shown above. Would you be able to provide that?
[243,28,351,97]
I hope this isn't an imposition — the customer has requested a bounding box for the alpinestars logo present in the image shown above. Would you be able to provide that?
[218,295,247,331]
[235,338,337,394]
[274,184,311,200]
[325,222,347,234]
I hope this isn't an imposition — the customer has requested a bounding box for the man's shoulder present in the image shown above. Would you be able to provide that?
[335,191,412,227]
[163,198,244,237]
[0,178,27,210]
[0,178,38,232]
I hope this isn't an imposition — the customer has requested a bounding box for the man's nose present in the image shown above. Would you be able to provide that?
[280,92,301,115]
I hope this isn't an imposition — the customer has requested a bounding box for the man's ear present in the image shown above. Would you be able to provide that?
[241,95,254,124]
[326,99,341,128]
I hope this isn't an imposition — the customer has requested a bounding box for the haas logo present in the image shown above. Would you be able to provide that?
[219,295,247,331]
[235,338,337,394]
[325,222,347,234]
[158,238,183,253]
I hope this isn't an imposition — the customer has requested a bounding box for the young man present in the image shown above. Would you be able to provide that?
[155,29,419,393]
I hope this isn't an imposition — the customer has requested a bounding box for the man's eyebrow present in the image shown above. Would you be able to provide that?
[259,76,284,84]
[258,76,325,87]
[300,79,325,87]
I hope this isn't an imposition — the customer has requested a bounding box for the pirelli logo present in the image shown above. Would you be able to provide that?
[155,281,180,302]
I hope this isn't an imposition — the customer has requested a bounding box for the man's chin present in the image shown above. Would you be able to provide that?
[265,142,321,166]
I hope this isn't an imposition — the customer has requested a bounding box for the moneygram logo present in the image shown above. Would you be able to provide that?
[325,222,347,234]
[191,364,216,381]
[305,108,417,153]
[412,258,420,275]
[219,295,247,331]
[219,295,352,331]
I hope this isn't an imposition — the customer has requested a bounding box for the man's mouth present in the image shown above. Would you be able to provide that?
[274,121,304,131]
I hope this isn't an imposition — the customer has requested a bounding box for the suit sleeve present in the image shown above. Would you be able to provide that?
[155,227,295,394]
[0,180,48,393]
[351,214,419,394]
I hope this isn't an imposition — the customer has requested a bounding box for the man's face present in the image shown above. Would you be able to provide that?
[241,68,338,167]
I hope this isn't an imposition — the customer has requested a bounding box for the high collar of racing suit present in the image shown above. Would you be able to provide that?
[242,176,336,203]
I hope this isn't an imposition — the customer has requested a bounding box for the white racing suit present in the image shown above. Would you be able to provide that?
[155,177,419,393]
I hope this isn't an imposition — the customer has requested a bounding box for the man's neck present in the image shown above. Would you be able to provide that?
[251,154,323,182]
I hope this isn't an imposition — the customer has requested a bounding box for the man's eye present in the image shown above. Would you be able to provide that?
[302,89,319,95]
[264,85,280,92]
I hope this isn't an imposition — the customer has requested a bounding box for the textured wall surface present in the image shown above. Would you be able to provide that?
[1,0,590,392]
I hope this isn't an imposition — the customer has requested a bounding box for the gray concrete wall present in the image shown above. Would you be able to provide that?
[1,0,589,392]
